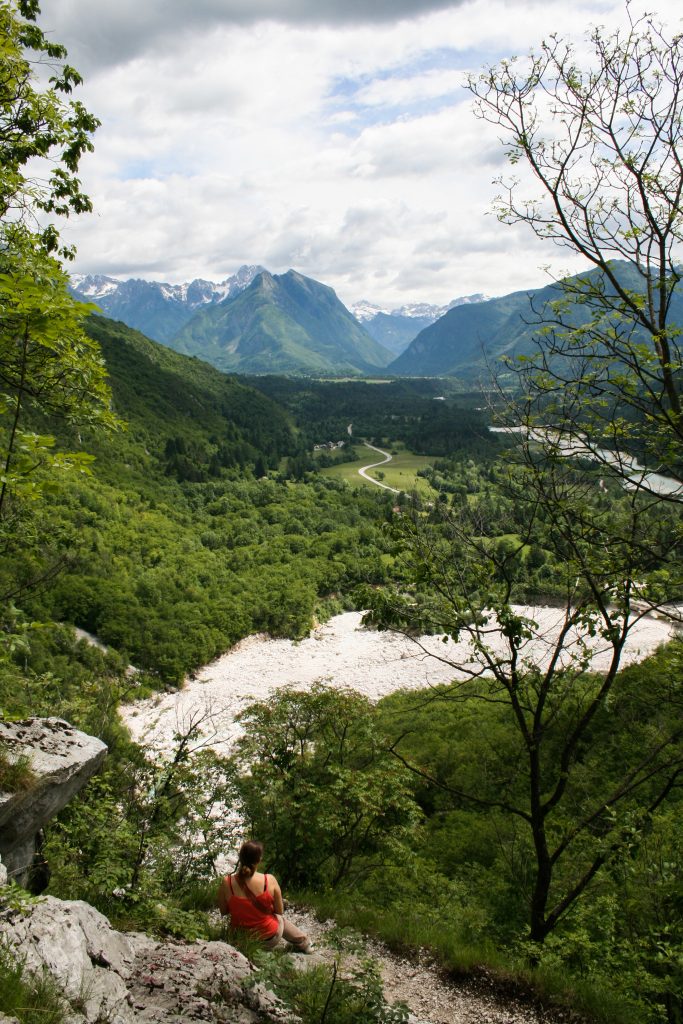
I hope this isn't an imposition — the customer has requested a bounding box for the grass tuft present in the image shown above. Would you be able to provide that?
[0,742,37,794]
[0,942,66,1024]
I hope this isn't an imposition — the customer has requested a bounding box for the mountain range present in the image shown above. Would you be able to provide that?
[70,266,265,345]
[393,262,683,379]
[352,295,486,356]
[170,269,393,375]
[81,314,297,482]
[70,268,486,373]
[72,263,678,379]
[391,284,552,377]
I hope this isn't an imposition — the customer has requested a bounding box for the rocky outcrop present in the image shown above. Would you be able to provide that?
[3,897,132,1023]
[126,934,294,1023]
[0,719,107,885]
[0,719,295,1021]
[1,895,295,1024]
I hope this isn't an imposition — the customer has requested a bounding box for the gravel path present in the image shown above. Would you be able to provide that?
[284,907,572,1024]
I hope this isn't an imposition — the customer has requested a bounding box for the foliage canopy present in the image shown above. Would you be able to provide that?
[469,10,683,483]
[0,0,99,255]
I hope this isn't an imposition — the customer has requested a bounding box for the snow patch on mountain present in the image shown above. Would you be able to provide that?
[351,293,488,325]
[352,300,386,322]
[70,266,265,309]
[70,274,121,298]
[68,266,267,346]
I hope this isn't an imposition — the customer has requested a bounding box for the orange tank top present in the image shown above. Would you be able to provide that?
[225,873,279,939]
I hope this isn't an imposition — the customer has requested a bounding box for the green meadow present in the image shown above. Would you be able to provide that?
[320,445,436,496]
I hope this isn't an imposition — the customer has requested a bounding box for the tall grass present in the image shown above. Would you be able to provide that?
[0,943,65,1024]
[253,947,408,1024]
[0,743,36,794]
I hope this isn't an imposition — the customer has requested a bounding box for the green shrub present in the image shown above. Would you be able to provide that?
[253,944,408,1024]
[234,684,420,890]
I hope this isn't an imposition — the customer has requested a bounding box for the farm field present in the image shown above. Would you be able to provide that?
[320,444,437,496]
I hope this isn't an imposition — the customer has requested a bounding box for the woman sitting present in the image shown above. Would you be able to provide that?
[217,839,311,953]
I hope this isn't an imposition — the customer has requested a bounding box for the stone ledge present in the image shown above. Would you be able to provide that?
[0,718,107,883]
[1,895,297,1024]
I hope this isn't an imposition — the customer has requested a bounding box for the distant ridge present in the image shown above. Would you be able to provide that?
[353,295,487,356]
[389,263,683,378]
[70,266,264,345]
[171,269,393,375]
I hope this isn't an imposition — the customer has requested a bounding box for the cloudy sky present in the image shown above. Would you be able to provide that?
[42,0,682,308]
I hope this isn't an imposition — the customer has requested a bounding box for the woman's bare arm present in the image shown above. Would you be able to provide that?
[217,878,230,916]
[270,876,284,915]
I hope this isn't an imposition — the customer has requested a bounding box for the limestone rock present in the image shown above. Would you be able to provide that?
[0,719,107,883]
[127,935,297,1022]
[0,855,7,887]
[2,896,133,1024]
[1,895,297,1024]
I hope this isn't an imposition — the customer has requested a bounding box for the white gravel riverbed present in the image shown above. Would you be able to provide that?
[120,607,674,754]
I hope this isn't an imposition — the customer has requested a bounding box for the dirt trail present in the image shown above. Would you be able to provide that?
[286,907,571,1024]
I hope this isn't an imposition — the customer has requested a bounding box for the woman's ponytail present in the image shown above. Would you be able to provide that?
[236,839,264,880]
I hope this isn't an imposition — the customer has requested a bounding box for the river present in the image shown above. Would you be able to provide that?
[490,426,683,499]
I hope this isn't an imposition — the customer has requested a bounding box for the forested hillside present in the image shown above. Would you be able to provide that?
[391,262,683,379]
[3,314,410,685]
[83,316,297,481]
[2,5,683,1024]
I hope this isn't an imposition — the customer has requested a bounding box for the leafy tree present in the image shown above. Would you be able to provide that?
[0,4,116,610]
[0,243,118,551]
[363,7,683,951]
[366,432,683,946]
[233,684,420,890]
[0,0,99,256]
[468,11,683,485]
[45,707,238,934]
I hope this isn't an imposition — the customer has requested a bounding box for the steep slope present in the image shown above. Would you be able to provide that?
[173,270,393,375]
[390,264,683,378]
[390,285,551,376]
[354,295,487,356]
[70,266,264,344]
[82,314,296,480]
[7,313,393,684]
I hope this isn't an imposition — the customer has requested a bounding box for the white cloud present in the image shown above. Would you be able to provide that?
[352,69,463,109]
[43,0,683,307]
[42,0,465,71]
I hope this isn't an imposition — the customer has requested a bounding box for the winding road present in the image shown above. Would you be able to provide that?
[358,442,400,493]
